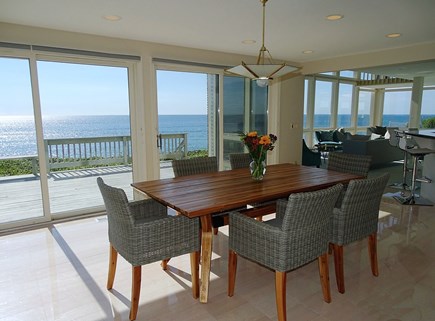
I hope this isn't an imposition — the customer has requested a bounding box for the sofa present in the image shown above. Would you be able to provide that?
[342,129,403,166]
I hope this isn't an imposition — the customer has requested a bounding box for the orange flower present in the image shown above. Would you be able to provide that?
[259,135,271,145]
[240,131,277,163]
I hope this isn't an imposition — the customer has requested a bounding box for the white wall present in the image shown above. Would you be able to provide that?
[277,76,305,164]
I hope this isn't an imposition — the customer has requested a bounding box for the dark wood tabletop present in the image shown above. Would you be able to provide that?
[132,163,361,218]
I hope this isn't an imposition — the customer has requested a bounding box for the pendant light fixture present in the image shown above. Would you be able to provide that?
[226,0,299,87]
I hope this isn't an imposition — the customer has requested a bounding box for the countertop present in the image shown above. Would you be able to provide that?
[404,129,435,140]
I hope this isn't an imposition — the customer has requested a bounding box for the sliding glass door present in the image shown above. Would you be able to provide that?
[0,51,137,230]
[0,57,46,225]
[155,67,269,174]
[37,60,133,216]
[156,69,219,178]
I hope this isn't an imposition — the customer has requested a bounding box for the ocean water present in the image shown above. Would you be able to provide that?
[0,115,207,157]
[1,114,434,158]
[309,114,435,128]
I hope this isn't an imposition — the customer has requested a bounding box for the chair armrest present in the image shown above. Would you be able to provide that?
[229,212,288,269]
[229,212,284,247]
[275,199,288,222]
[129,199,168,221]
[129,215,200,264]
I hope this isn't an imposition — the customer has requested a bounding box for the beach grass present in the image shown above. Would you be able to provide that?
[0,159,35,176]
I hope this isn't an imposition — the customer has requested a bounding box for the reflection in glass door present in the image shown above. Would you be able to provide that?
[0,57,45,226]
[222,76,268,169]
[37,60,132,215]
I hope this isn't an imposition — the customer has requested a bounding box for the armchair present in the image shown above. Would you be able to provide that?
[327,152,372,177]
[302,139,321,167]
[229,153,252,169]
[228,184,343,321]
[97,177,200,320]
[327,152,372,207]
[330,173,389,294]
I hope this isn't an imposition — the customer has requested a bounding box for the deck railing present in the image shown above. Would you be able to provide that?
[0,134,189,175]
[42,133,188,173]
[158,133,188,160]
[44,136,132,172]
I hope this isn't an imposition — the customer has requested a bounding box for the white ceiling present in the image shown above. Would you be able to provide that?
[2,0,435,83]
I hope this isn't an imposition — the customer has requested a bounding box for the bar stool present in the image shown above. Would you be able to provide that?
[392,130,412,190]
[395,134,434,206]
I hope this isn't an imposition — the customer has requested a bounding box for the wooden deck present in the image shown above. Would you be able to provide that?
[1,161,403,227]
[0,163,175,225]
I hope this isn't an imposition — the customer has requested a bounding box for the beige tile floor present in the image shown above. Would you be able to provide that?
[1,187,435,320]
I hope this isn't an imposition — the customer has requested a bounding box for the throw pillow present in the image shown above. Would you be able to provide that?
[319,130,334,142]
[334,130,346,142]
[375,126,387,136]
[368,126,377,135]
[370,133,383,140]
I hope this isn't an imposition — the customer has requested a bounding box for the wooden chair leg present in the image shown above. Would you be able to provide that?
[228,250,237,297]
[213,227,219,235]
[190,251,200,299]
[129,266,141,321]
[332,244,345,294]
[161,259,170,270]
[275,271,287,321]
[107,244,118,290]
[328,243,333,255]
[318,253,331,303]
[368,233,379,277]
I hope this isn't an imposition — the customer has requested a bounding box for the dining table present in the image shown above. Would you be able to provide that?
[131,163,362,303]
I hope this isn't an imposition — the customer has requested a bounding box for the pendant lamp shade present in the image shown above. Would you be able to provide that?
[226,0,299,86]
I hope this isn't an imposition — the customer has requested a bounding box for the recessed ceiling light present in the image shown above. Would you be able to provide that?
[386,33,401,38]
[302,50,314,54]
[326,14,344,21]
[103,15,122,21]
[242,39,256,45]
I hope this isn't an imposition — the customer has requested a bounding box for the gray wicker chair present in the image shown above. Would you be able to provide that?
[330,173,389,294]
[172,156,218,177]
[97,177,200,321]
[327,152,372,177]
[327,152,372,207]
[228,184,343,321]
[172,156,226,235]
[229,153,252,169]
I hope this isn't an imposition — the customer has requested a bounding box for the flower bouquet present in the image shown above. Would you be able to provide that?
[241,131,277,181]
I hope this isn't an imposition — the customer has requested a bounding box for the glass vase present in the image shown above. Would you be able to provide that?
[249,160,266,181]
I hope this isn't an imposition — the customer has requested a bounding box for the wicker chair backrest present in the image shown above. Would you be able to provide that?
[327,152,372,177]
[332,173,390,245]
[229,153,252,170]
[172,156,218,177]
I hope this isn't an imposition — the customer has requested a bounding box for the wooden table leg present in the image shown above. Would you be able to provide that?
[199,215,213,303]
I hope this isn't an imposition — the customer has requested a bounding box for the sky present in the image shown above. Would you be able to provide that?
[1,57,434,117]
[0,57,207,116]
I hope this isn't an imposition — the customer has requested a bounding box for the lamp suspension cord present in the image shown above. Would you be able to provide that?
[257,0,273,65]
